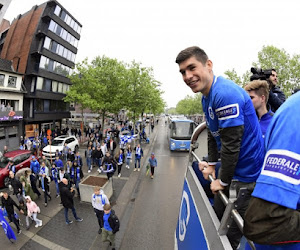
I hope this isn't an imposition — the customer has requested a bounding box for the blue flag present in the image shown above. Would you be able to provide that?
[0,208,16,241]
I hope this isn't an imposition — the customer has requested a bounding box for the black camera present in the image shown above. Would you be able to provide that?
[250,67,273,81]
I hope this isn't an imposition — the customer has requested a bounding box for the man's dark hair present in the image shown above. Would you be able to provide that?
[175,46,208,65]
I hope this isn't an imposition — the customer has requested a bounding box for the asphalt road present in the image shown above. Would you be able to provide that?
[120,122,188,250]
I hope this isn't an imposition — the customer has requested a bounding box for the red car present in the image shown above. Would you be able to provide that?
[0,150,33,188]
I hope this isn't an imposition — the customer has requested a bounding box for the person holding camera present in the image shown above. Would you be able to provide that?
[176,46,264,249]
[267,69,286,112]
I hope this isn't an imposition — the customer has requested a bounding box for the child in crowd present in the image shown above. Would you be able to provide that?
[25,196,42,228]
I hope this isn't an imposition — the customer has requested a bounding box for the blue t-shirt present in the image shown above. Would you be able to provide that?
[103,212,112,231]
[202,76,264,183]
[252,92,300,210]
[259,110,273,139]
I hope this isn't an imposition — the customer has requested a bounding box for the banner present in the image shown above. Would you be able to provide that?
[175,179,208,250]
[0,208,16,241]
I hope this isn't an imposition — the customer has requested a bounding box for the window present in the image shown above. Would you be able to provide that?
[58,82,63,93]
[44,100,50,112]
[55,25,62,36]
[51,41,58,53]
[54,5,61,16]
[52,81,58,92]
[44,79,51,92]
[8,76,17,88]
[49,20,56,32]
[31,78,35,92]
[36,77,43,90]
[60,10,66,21]
[43,37,51,50]
[40,56,49,69]
[0,74,4,86]
[36,99,43,112]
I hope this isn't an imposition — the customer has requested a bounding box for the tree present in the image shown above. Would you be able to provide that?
[175,93,203,115]
[65,56,165,134]
[224,45,300,96]
[124,61,165,133]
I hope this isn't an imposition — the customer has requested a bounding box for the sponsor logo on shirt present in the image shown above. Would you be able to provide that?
[215,103,239,120]
[208,107,214,120]
[261,149,300,184]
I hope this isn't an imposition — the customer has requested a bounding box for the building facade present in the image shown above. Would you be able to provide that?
[0,0,81,139]
[0,58,25,150]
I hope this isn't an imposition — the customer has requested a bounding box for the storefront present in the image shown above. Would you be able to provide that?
[0,111,23,151]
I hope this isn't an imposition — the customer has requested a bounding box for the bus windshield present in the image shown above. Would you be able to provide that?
[170,121,195,140]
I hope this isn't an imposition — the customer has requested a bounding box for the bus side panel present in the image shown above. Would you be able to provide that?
[175,178,209,250]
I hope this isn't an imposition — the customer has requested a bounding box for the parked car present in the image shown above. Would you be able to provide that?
[42,135,79,160]
[0,150,33,188]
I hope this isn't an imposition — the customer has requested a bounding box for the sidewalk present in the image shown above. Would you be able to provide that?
[0,123,159,250]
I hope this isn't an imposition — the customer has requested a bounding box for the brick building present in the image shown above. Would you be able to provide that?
[0,0,81,138]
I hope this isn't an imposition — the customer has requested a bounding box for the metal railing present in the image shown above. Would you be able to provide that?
[190,122,256,250]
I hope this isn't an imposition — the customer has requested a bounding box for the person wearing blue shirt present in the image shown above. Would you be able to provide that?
[54,156,64,169]
[70,161,81,197]
[51,164,60,198]
[244,80,274,139]
[7,160,16,174]
[176,46,264,249]
[30,156,40,175]
[244,92,300,246]
[134,144,143,172]
[102,204,120,250]
[148,152,157,179]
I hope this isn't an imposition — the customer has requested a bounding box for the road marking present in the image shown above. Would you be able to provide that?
[32,235,69,250]
[112,176,129,181]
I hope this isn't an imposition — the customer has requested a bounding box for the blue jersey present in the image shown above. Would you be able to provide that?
[202,76,264,182]
[259,110,273,139]
[252,92,300,210]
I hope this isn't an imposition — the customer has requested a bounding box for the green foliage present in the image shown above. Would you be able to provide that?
[175,93,203,115]
[65,56,165,130]
[224,45,300,96]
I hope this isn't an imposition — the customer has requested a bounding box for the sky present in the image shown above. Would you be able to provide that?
[4,0,300,108]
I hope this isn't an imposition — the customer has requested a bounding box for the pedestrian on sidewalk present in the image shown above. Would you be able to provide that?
[60,178,83,225]
[134,144,143,172]
[92,186,110,234]
[25,196,42,228]
[51,164,60,198]
[8,171,23,202]
[0,191,23,234]
[148,153,158,179]
[70,161,81,197]
[102,204,120,250]
[20,169,37,201]
[19,199,32,230]
[115,149,124,178]
[85,145,93,173]
[125,144,132,169]
[94,146,104,173]
[101,152,117,180]
[39,162,51,207]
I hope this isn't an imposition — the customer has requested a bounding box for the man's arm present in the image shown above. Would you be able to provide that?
[218,125,244,185]
[207,130,219,163]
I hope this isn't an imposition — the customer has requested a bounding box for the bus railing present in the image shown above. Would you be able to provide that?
[189,122,255,250]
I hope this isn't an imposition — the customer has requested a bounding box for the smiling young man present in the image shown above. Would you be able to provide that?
[176,46,265,249]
